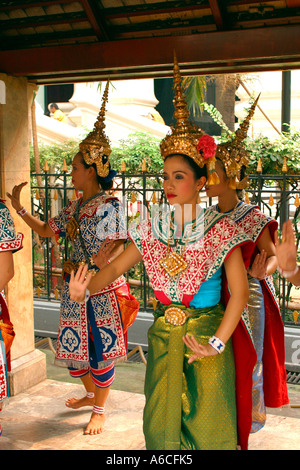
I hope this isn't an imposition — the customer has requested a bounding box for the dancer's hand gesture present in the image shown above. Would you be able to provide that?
[274,220,297,272]
[6,182,28,212]
[69,264,92,302]
[92,238,115,269]
[248,249,268,280]
[183,334,218,363]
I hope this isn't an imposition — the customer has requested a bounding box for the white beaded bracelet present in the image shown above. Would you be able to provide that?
[277,265,299,278]
[17,207,27,217]
[208,335,225,354]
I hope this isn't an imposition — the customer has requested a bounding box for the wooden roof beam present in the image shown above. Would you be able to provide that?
[0,0,78,11]
[1,23,300,81]
[79,0,110,41]
[103,1,208,19]
[208,0,228,30]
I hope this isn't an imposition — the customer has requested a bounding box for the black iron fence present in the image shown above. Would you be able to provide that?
[30,162,300,326]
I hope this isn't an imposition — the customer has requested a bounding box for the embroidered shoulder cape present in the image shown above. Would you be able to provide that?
[129,206,253,306]
[129,207,257,449]
[48,194,132,369]
[217,202,289,410]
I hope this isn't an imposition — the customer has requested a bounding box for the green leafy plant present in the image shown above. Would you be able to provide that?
[109,131,162,174]
[29,138,80,173]
[203,102,233,136]
[182,76,207,116]
[245,130,300,175]
[203,102,300,176]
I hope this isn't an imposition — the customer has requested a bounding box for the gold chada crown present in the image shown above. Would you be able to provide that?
[79,80,111,178]
[160,53,219,185]
[215,95,260,189]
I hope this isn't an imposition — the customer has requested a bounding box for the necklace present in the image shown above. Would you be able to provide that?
[159,213,197,277]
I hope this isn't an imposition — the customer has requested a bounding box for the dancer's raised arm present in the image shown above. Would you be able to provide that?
[275,220,300,286]
[69,241,143,302]
[7,182,55,238]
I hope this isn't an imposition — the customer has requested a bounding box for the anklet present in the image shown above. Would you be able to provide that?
[86,392,95,399]
[93,405,105,415]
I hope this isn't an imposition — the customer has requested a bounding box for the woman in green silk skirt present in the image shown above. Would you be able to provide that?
[68,54,255,449]
[144,303,237,450]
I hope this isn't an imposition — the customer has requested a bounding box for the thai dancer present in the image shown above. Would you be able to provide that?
[206,99,289,432]
[7,82,139,435]
[68,56,257,450]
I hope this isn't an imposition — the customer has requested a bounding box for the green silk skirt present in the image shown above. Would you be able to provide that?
[143,303,237,450]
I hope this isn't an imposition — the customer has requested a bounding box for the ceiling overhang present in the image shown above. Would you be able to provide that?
[0,1,300,84]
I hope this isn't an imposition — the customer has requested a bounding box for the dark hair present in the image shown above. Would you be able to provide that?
[79,153,115,190]
[50,103,59,109]
[165,153,207,180]
[236,165,246,200]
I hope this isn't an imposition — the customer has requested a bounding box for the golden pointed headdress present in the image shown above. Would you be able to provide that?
[79,80,111,178]
[215,94,260,189]
[160,53,219,185]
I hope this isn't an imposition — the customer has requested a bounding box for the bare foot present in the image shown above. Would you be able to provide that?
[84,412,105,435]
[65,395,94,409]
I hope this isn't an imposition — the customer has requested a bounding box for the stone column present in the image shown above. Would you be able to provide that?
[0,73,46,395]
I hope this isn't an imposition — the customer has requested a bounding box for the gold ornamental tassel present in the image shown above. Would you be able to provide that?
[228,177,238,190]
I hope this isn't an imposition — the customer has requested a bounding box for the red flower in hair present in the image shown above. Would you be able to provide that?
[197,134,217,160]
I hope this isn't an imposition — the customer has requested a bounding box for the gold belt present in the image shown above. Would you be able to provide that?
[62,260,97,278]
[164,306,190,326]
[159,303,218,327]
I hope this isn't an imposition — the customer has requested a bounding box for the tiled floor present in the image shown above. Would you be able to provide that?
[0,379,146,451]
[1,347,300,451]
[0,379,300,451]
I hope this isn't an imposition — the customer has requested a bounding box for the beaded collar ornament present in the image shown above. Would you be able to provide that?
[158,212,197,277]
[215,95,260,190]
[79,80,111,178]
[160,53,219,186]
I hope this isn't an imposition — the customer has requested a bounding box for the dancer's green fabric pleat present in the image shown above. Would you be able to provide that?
[143,303,237,450]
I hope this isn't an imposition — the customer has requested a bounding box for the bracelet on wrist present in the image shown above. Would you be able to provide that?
[277,265,299,278]
[208,335,225,354]
[17,207,27,217]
